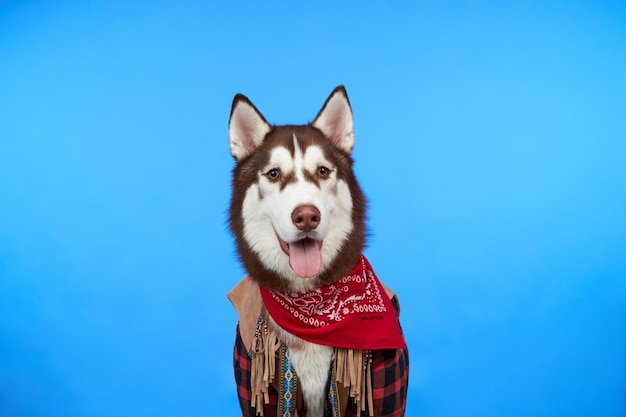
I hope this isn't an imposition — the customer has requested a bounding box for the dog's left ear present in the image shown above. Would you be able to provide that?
[312,86,354,154]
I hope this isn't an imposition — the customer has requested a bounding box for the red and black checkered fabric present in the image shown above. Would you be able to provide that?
[233,325,409,417]
[234,324,278,417]
[367,347,409,417]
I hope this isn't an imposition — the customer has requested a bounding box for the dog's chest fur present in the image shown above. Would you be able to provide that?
[269,318,334,417]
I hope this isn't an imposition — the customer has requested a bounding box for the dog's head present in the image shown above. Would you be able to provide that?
[228,86,366,292]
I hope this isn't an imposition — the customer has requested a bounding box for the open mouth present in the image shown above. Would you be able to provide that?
[277,234,323,279]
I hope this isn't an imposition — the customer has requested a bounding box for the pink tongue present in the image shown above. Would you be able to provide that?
[288,238,322,278]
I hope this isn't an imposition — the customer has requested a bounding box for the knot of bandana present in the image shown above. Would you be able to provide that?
[260,255,406,350]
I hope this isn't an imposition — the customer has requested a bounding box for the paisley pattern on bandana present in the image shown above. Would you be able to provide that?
[267,262,387,327]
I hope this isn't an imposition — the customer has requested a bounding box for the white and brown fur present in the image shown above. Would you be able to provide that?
[228,86,367,417]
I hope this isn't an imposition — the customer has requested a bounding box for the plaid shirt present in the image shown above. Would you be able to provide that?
[233,301,409,417]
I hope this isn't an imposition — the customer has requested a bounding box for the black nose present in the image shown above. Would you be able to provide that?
[291,205,321,232]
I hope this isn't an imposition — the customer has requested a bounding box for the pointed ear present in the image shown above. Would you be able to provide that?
[312,86,354,154]
[228,94,272,161]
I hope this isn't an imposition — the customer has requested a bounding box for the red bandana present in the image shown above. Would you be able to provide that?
[260,255,406,350]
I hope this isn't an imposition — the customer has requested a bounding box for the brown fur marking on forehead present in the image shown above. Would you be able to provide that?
[262,125,339,157]
[265,125,353,182]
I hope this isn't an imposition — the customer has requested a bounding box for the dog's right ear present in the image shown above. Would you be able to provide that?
[229,94,272,161]
[312,86,354,154]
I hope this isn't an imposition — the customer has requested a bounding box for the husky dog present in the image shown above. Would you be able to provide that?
[227,87,408,417]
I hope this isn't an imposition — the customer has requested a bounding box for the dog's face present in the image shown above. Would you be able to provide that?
[228,87,366,292]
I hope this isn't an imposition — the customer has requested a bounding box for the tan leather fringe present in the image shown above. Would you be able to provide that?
[250,320,373,417]
[250,318,280,417]
[333,348,373,416]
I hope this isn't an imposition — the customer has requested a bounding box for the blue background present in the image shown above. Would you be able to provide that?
[1,1,625,416]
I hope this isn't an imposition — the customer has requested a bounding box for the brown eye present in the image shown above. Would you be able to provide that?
[318,166,331,177]
[265,168,280,180]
